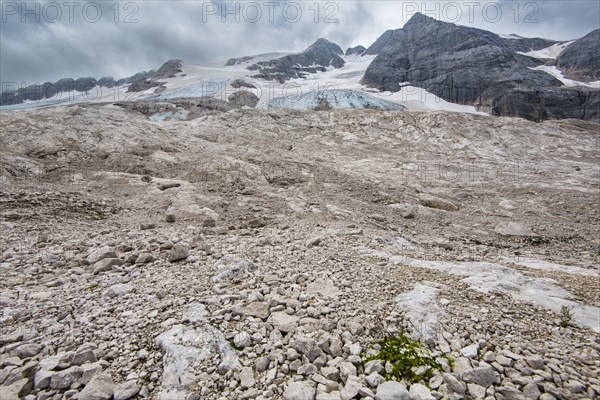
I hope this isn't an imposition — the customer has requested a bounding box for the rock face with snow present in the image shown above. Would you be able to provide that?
[361,12,600,121]
[556,29,600,82]
[249,38,345,83]
[152,59,183,80]
[345,45,367,56]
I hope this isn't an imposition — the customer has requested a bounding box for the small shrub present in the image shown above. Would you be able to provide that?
[364,334,447,383]
[559,305,574,328]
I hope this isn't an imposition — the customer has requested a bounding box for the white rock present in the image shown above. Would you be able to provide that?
[234,332,252,348]
[283,381,316,400]
[376,381,409,400]
[460,344,479,359]
[409,383,434,400]
[103,283,134,298]
[240,367,255,389]
[467,383,486,399]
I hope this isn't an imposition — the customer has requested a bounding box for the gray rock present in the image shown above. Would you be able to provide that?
[50,366,82,389]
[497,386,526,400]
[0,378,30,399]
[443,373,465,395]
[564,380,585,393]
[169,244,189,262]
[228,91,259,108]
[467,383,486,399]
[34,369,53,389]
[461,367,497,388]
[242,301,270,320]
[135,253,155,264]
[93,258,123,274]
[376,381,410,400]
[306,237,322,247]
[283,381,316,400]
[320,367,339,381]
[365,360,384,375]
[103,283,134,298]
[78,372,115,400]
[340,375,362,400]
[14,343,42,358]
[523,381,541,400]
[525,355,545,370]
[230,78,257,89]
[113,380,140,400]
[420,194,459,212]
[255,357,270,373]
[71,348,98,366]
[496,354,514,367]
[86,245,116,264]
[366,372,385,388]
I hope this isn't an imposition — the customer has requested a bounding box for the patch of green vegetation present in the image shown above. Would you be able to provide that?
[364,334,448,383]
[229,340,243,351]
[559,305,574,328]
[86,284,99,292]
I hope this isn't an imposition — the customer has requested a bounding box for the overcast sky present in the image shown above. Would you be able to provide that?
[1,0,599,85]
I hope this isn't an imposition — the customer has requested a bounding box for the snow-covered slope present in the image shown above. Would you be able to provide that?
[1,54,487,114]
[530,65,600,88]
[518,41,575,59]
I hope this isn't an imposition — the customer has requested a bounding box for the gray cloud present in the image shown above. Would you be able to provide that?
[1,0,598,85]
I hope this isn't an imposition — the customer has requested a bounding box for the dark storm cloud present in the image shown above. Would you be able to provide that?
[1,1,598,85]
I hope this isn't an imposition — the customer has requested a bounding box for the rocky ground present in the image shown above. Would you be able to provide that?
[0,103,598,400]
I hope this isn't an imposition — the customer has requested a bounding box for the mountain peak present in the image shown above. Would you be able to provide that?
[404,12,439,27]
[152,59,183,80]
[306,38,343,55]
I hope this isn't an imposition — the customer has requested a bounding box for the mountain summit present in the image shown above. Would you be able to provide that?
[248,38,345,83]
[361,13,599,121]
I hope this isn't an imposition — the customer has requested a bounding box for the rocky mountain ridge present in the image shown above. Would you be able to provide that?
[360,13,600,121]
[2,14,598,122]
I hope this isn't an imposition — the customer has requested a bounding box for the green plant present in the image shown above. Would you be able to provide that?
[364,334,447,383]
[559,305,574,328]
[86,284,99,292]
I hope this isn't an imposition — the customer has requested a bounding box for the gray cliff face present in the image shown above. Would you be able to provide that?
[248,38,345,83]
[361,13,599,122]
[364,30,394,55]
[556,29,600,82]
